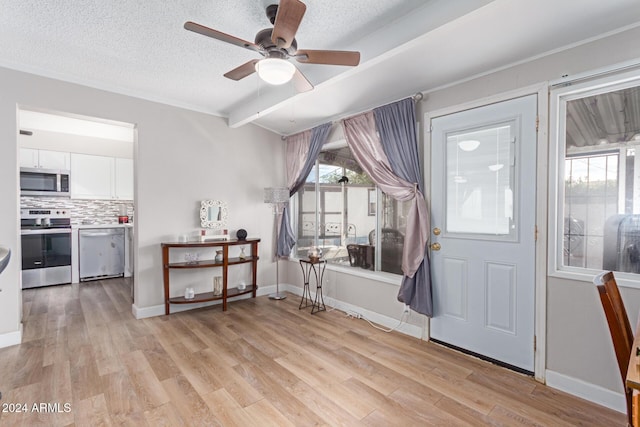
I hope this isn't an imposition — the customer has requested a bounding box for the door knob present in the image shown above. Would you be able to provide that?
[430,242,441,251]
[433,227,441,235]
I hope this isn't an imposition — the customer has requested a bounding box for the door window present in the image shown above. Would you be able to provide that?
[445,123,517,240]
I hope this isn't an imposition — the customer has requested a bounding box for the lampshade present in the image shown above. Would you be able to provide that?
[264,187,290,204]
[255,59,296,85]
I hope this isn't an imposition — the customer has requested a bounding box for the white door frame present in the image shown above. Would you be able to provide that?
[422,83,549,383]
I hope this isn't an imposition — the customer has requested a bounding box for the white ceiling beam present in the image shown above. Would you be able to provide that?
[227,0,495,129]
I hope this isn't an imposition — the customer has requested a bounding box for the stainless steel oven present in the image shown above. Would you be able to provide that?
[20,209,72,288]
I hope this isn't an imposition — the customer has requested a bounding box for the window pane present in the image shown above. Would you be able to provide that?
[445,124,515,238]
[379,193,410,274]
[562,83,640,274]
[295,146,376,270]
[295,182,318,259]
[293,144,413,276]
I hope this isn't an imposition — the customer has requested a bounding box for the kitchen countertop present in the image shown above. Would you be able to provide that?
[72,223,134,229]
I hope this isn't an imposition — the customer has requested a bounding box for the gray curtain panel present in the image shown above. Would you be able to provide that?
[374,98,432,317]
[342,111,429,280]
[277,122,331,257]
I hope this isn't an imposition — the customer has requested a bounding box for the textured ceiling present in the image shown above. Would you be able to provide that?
[1,0,640,135]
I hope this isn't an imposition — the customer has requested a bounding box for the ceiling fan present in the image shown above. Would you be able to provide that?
[184,0,361,92]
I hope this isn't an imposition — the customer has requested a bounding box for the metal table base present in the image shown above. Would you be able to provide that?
[299,259,326,314]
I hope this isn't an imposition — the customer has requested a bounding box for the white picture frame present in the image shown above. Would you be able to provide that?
[200,200,228,229]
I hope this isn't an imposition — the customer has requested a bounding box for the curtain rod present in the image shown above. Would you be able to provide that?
[549,58,640,88]
[332,92,424,125]
[281,92,424,140]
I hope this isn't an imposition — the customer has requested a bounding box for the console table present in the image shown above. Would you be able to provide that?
[161,238,259,315]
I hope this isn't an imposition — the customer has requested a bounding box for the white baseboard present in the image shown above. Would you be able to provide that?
[545,369,625,414]
[132,303,165,319]
[282,283,423,339]
[0,324,22,349]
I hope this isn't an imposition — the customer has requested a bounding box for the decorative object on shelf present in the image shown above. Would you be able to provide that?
[238,281,246,291]
[264,187,290,300]
[236,228,247,240]
[213,276,223,295]
[215,250,224,262]
[200,228,230,241]
[200,200,228,229]
[308,245,322,263]
[184,287,195,299]
[185,252,199,264]
[239,247,247,260]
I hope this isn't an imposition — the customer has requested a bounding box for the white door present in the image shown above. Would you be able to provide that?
[429,95,537,372]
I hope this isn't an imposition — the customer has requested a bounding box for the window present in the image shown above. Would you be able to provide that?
[552,74,640,279]
[293,143,409,275]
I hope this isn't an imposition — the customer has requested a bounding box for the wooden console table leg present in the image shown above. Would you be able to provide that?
[252,241,258,298]
[162,246,170,315]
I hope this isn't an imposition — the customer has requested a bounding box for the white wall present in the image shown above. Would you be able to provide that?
[0,66,283,345]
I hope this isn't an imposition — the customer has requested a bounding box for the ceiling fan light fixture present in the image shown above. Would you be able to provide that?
[458,139,480,151]
[255,58,296,85]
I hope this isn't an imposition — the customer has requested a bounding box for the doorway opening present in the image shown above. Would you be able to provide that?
[17,107,136,310]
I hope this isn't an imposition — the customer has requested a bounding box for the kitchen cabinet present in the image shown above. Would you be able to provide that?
[71,153,113,199]
[71,153,133,200]
[20,148,70,170]
[114,158,134,200]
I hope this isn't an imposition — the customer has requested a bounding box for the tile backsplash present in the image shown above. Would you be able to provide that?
[21,196,134,225]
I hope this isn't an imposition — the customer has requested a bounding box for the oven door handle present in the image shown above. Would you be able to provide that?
[21,229,72,235]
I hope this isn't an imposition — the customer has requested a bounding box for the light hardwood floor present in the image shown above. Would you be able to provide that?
[0,278,626,426]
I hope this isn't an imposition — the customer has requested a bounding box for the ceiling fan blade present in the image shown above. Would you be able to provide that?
[271,0,306,49]
[184,21,263,54]
[294,50,360,66]
[292,68,313,93]
[223,60,260,81]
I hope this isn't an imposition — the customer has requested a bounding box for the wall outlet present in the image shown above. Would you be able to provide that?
[403,304,410,314]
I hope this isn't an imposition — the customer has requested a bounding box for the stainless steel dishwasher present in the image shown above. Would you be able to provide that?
[79,228,125,281]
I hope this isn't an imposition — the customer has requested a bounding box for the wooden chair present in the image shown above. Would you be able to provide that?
[595,271,634,426]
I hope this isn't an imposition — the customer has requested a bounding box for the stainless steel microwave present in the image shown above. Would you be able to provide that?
[20,167,70,197]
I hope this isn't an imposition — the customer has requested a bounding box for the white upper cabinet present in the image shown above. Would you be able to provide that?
[71,153,133,200]
[114,157,134,200]
[71,153,114,200]
[20,148,70,170]
[19,148,38,168]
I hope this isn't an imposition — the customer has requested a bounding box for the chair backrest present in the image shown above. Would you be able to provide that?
[595,271,634,425]
[346,244,360,267]
[597,284,633,383]
[601,271,634,349]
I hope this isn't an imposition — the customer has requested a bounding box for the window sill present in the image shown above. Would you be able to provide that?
[287,257,403,287]
[549,267,640,290]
